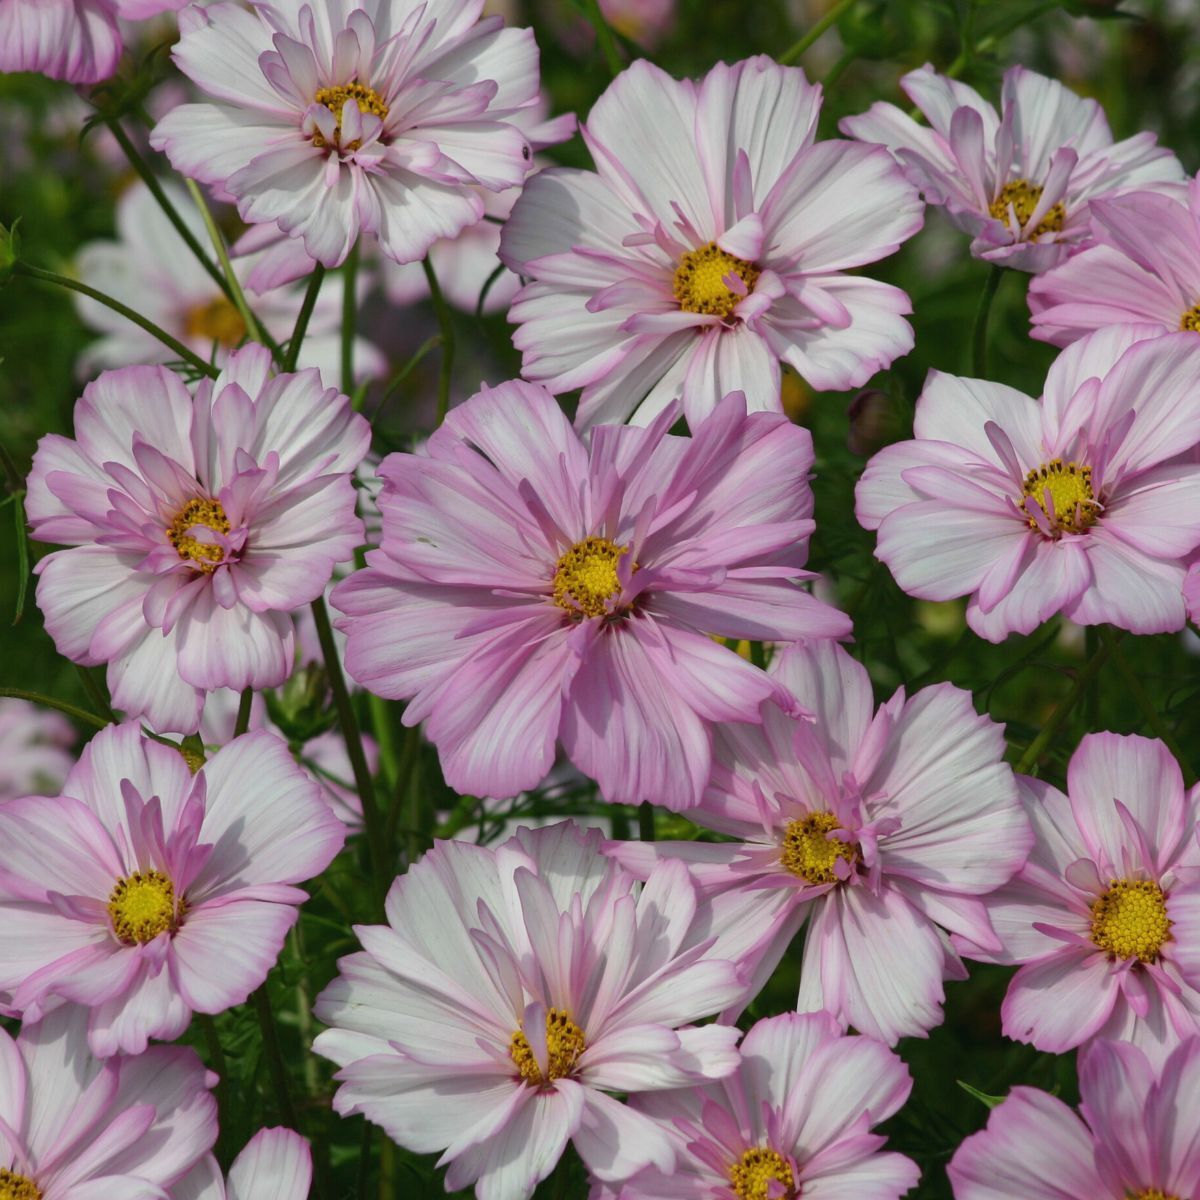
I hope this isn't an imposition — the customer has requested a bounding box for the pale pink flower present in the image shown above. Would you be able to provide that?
[949,1036,1200,1200]
[332,380,850,809]
[0,721,345,1056]
[958,732,1200,1066]
[0,1005,217,1198]
[173,1128,313,1200]
[598,0,676,50]
[26,345,370,733]
[1029,178,1200,345]
[0,698,75,800]
[314,822,745,1200]
[856,326,1200,641]
[609,639,1030,1044]
[842,64,1182,272]
[499,56,923,429]
[615,1012,918,1200]
[74,180,385,383]
[150,0,543,269]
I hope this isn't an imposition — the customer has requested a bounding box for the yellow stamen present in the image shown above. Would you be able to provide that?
[1021,459,1099,534]
[673,242,761,318]
[552,536,628,619]
[167,498,231,572]
[184,296,246,348]
[1128,1191,1180,1200]
[510,1008,586,1086]
[781,812,858,884]
[729,1147,797,1200]
[312,82,388,150]
[1091,879,1171,963]
[0,1170,42,1200]
[988,179,1065,240]
[107,869,184,944]
[1180,305,1200,333]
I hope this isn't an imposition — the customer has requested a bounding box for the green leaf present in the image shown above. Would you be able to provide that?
[957,1079,1006,1109]
[12,489,28,624]
[0,217,20,284]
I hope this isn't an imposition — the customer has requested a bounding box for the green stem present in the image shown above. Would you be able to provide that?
[105,119,233,302]
[0,687,109,729]
[75,665,116,723]
[971,264,1004,377]
[638,801,656,842]
[779,0,857,65]
[310,596,389,900]
[250,984,301,1131]
[282,265,326,373]
[197,1014,231,1161]
[1099,627,1196,786]
[233,686,254,738]
[341,240,359,394]
[182,179,277,356]
[1014,639,1114,775]
[13,262,219,378]
[371,334,441,415]
[581,0,624,75]
[422,257,456,425]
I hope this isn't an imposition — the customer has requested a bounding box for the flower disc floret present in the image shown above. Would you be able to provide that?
[1090,879,1172,963]
[312,82,389,151]
[673,243,761,318]
[0,1170,42,1200]
[184,297,246,348]
[510,1008,587,1086]
[1180,305,1200,333]
[107,869,181,944]
[552,536,628,618]
[168,498,231,571]
[730,1148,796,1200]
[1021,460,1099,535]
[781,812,858,884]
[989,180,1065,239]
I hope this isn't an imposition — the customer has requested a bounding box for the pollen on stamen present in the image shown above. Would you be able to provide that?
[107,869,185,945]
[988,179,1065,240]
[1090,878,1172,963]
[0,1168,43,1200]
[781,812,858,885]
[311,81,389,150]
[509,1008,587,1086]
[1020,459,1100,535]
[729,1147,797,1200]
[1180,304,1200,333]
[673,242,761,319]
[552,536,629,620]
[167,497,231,572]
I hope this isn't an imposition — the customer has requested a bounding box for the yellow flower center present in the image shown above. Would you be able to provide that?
[167,497,231,572]
[1021,460,1099,534]
[312,81,389,150]
[184,296,246,348]
[988,179,1065,240]
[1180,306,1200,333]
[0,1170,42,1200]
[107,869,183,944]
[1129,1192,1180,1200]
[673,242,761,318]
[1091,879,1172,963]
[510,1008,587,1086]
[729,1147,797,1200]
[781,812,858,884]
[552,536,628,619]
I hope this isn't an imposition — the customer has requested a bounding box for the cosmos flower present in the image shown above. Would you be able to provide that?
[0,698,75,800]
[842,63,1182,272]
[313,822,745,1200]
[957,732,1200,1066]
[855,326,1200,641]
[173,1128,313,1200]
[609,638,1030,1044]
[150,0,543,269]
[948,1035,1200,1200]
[1028,177,1200,345]
[498,56,923,429]
[26,344,370,733]
[332,380,850,809]
[73,180,385,383]
[614,1012,919,1200]
[0,1005,217,1199]
[0,721,345,1056]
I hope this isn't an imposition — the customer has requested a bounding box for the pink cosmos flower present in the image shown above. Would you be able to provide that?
[332,380,850,809]
[609,639,1030,1044]
[0,721,345,1056]
[855,326,1200,641]
[948,1035,1200,1200]
[26,345,370,734]
[598,0,676,50]
[173,1128,312,1200]
[74,181,385,383]
[150,0,543,269]
[612,1012,919,1200]
[0,698,75,800]
[842,64,1182,272]
[313,822,745,1200]
[957,732,1200,1066]
[1029,178,1200,345]
[498,56,923,429]
[0,1005,217,1199]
